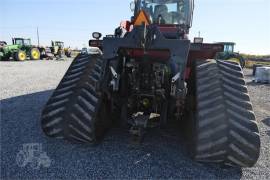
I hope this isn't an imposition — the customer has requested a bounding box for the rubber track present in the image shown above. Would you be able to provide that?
[194,59,260,167]
[41,54,108,143]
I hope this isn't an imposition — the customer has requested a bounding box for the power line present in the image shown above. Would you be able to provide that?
[37,27,40,47]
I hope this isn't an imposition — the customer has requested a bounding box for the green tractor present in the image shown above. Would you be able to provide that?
[216,42,245,68]
[0,38,41,61]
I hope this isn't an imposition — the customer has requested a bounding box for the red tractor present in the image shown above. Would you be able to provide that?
[41,0,260,167]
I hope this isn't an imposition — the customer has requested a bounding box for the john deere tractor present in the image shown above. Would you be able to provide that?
[51,41,71,59]
[0,38,40,61]
[41,0,260,167]
[216,42,246,68]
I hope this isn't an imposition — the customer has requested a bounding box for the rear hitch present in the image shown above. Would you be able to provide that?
[129,112,148,142]
[129,112,161,143]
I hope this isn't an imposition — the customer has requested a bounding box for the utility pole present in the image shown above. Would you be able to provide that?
[37,27,40,47]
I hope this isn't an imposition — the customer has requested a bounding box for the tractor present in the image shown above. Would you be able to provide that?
[51,41,72,59]
[41,0,260,167]
[216,42,246,68]
[0,41,7,47]
[0,41,7,59]
[0,38,41,61]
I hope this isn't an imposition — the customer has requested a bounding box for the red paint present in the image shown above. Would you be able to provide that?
[184,67,191,80]
[89,40,102,49]
[158,25,179,33]
[120,21,132,32]
[126,49,170,60]
[185,43,224,80]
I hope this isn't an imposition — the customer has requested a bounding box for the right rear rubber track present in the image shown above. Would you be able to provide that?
[193,59,260,167]
[41,54,110,143]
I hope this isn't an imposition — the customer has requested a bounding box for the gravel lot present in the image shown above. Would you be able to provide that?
[1,59,269,179]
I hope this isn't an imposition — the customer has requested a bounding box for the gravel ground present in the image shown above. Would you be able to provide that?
[0,60,269,179]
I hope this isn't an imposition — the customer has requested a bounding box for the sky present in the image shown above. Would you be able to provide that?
[0,0,269,55]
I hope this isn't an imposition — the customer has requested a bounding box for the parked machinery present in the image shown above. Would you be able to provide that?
[216,42,246,68]
[0,38,41,61]
[51,41,71,58]
[41,0,260,167]
[0,41,7,47]
[0,41,7,59]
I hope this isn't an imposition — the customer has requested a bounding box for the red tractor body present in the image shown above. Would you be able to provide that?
[41,0,260,168]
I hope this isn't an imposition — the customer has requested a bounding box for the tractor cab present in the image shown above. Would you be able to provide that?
[133,0,194,27]
[218,42,236,53]
[12,38,31,46]
[52,41,64,49]
[51,41,67,57]
[90,0,194,48]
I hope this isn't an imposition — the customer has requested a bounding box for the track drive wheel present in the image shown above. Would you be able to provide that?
[41,54,112,143]
[191,59,260,167]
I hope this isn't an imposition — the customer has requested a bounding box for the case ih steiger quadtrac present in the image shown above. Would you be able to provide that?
[41,0,260,167]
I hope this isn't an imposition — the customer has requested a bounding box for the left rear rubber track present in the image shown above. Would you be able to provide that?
[41,54,110,143]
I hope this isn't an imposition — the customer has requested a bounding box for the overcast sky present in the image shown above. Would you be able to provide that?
[0,0,269,54]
